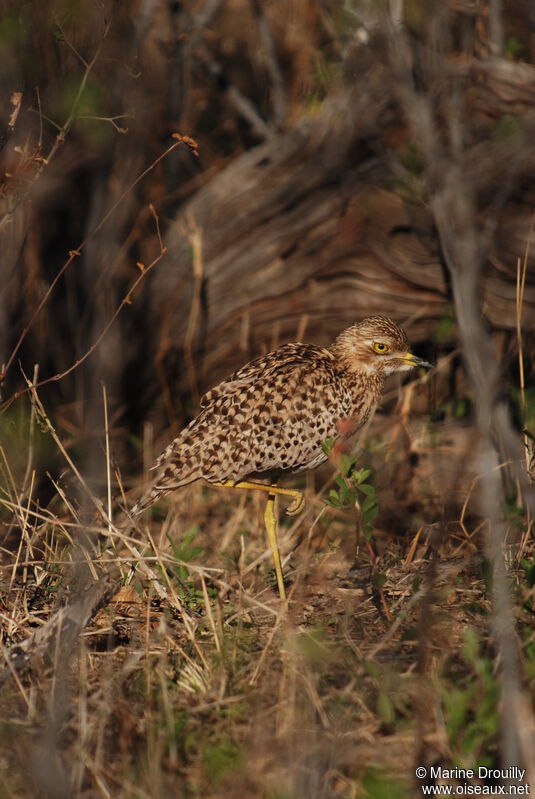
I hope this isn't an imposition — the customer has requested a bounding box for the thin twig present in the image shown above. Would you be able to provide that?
[249,0,286,128]
[54,18,89,67]
[183,214,203,408]
[197,46,272,140]
[101,383,113,537]
[21,364,39,495]
[516,212,534,486]
[0,20,111,233]
[1,135,197,392]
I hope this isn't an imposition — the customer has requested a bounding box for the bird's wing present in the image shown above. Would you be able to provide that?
[199,343,334,408]
[146,344,346,490]
[148,350,305,473]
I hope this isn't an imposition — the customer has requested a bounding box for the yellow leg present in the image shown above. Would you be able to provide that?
[264,493,286,602]
[215,480,304,516]
[211,480,304,601]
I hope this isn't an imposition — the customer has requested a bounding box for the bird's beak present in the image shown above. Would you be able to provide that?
[402,352,433,369]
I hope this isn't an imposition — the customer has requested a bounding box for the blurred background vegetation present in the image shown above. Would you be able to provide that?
[1,1,535,797]
[2,0,533,446]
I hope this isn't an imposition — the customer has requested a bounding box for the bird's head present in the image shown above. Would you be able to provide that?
[331,316,433,375]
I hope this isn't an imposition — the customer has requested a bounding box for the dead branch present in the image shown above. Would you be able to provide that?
[1,574,118,682]
[249,0,287,128]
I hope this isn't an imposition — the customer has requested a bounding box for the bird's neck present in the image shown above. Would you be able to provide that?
[333,365,385,438]
[342,367,385,397]
[328,340,385,402]
[335,358,385,408]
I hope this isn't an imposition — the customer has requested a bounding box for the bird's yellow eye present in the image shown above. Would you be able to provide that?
[371,341,390,354]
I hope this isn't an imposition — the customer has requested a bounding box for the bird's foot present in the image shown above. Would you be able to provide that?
[285,492,304,516]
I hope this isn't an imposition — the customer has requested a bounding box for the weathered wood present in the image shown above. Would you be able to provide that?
[1,574,119,681]
[146,56,535,400]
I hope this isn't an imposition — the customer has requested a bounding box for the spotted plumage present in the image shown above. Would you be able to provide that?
[132,316,430,515]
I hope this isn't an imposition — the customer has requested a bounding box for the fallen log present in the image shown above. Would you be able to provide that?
[144,55,535,404]
[1,574,119,682]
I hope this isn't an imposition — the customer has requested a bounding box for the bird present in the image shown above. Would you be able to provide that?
[131,315,432,601]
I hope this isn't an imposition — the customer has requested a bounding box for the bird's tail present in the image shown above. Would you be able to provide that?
[130,485,163,517]
[130,444,204,517]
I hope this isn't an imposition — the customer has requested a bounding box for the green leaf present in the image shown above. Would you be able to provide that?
[356,468,371,483]
[362,495,378,513]
[322,437,335,455]
[444,689,469,740]
[338,454,353,476]
[363,506,379,524]
[377,691,395,725]
[373,571,386,588]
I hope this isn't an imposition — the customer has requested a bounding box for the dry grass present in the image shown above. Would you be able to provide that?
[1,369,534,799]
[1,5,534,794]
